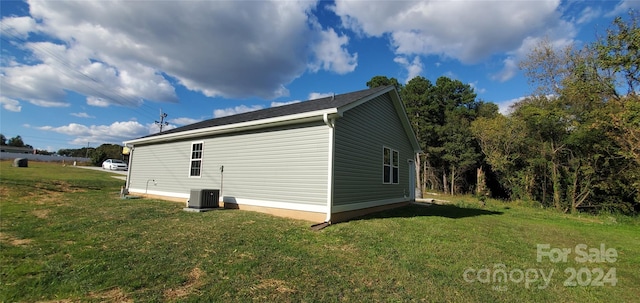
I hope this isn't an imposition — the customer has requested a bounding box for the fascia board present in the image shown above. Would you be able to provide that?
[124,108,339,145]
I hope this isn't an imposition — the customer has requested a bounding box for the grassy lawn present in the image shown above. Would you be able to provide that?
[1,161,638,302]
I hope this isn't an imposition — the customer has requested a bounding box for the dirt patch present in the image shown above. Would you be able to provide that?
[88,287,133,303]
[251,279,296,295]
[0,232,33,246]
[0,186,10,198]
[163,267,206,300]
[32,209,51,219]
[46,181,87,194]
[33,192,68,205]
[20,181,86,205]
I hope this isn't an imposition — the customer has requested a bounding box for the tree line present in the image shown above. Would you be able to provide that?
[1,135,34,150]
[369,11,639,214]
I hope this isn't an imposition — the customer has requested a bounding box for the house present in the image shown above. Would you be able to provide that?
[123,86,421,223]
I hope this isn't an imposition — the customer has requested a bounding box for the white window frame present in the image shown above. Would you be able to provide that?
[189,141,204,177]
[383,146,399,184]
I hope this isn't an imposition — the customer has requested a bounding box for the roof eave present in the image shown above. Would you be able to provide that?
[124,108,339,146]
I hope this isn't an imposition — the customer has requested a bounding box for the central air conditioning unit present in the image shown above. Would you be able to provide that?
[189,189,220,209]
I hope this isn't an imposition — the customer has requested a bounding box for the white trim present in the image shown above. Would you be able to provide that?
[127,189,326,213]
[128,189,407,214]
[407,159,416,200]
[222,197,327,213]
[125,146,134,190]
[128,188,190,199]
[332,197,410,213]
[125,108,339,145]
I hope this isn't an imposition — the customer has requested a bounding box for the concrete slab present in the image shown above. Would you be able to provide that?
[182,207,223,213]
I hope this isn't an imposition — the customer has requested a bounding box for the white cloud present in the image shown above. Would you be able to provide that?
[606,0,640,17]
[493,35,575,82]
[38,121,154,145]
[1,96,22,112]
[492,57,519,83]
[70,112,95,118]
[332,0,576,81]
[497,96,527,115]
[309,27,358,74]
[28,99,70,108]
[468,81,486,94]
[394,56,423,83]
[334,0,568,63]
[308,92,334,100]
[0,0,360,109]
[0,16,37,38]
[577,7,601,25]
[497,95,556,115]
[271,100,301,107]
[86,96,111,107]
[213,105,264,118]
[169,117,202,126]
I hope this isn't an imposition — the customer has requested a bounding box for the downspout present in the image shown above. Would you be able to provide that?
[124,145,134,194]
[311,114,336,231]
[323,113,335,226]
[310,113,338,231]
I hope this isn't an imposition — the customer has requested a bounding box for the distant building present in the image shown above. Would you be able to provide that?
[0,146,34,154]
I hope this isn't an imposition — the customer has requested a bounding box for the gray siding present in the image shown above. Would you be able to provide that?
[129,121,329,206]
[333,94,415,206]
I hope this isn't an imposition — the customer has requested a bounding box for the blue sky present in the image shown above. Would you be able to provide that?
[1,0,638,152]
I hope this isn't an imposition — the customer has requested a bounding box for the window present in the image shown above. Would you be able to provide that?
[383,147,399,184]
[190,142,203,177]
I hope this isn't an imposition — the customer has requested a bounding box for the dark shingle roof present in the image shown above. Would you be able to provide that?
[137,85,391,140]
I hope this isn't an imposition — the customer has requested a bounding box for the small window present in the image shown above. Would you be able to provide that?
[190,142,203,177]
[383,147,399,184]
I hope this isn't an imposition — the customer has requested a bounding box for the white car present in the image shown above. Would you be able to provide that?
[102,159,128,171]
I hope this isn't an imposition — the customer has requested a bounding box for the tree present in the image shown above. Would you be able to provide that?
[487,12,640,214]
[5,135,34,150]
[595,10,640,96]
[366,75,499,197]
[471,115,528,198]
[0,134,6,145]
[430,77,481,195]
[402,76,434,195]
[91,150,108,166]
[366,76,402,93]
[90,144,125,166]
[7,135,26,147]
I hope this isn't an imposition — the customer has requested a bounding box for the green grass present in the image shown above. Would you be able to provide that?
[1,161,638,302]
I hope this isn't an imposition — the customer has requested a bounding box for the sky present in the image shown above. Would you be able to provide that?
[1,0,638,152]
